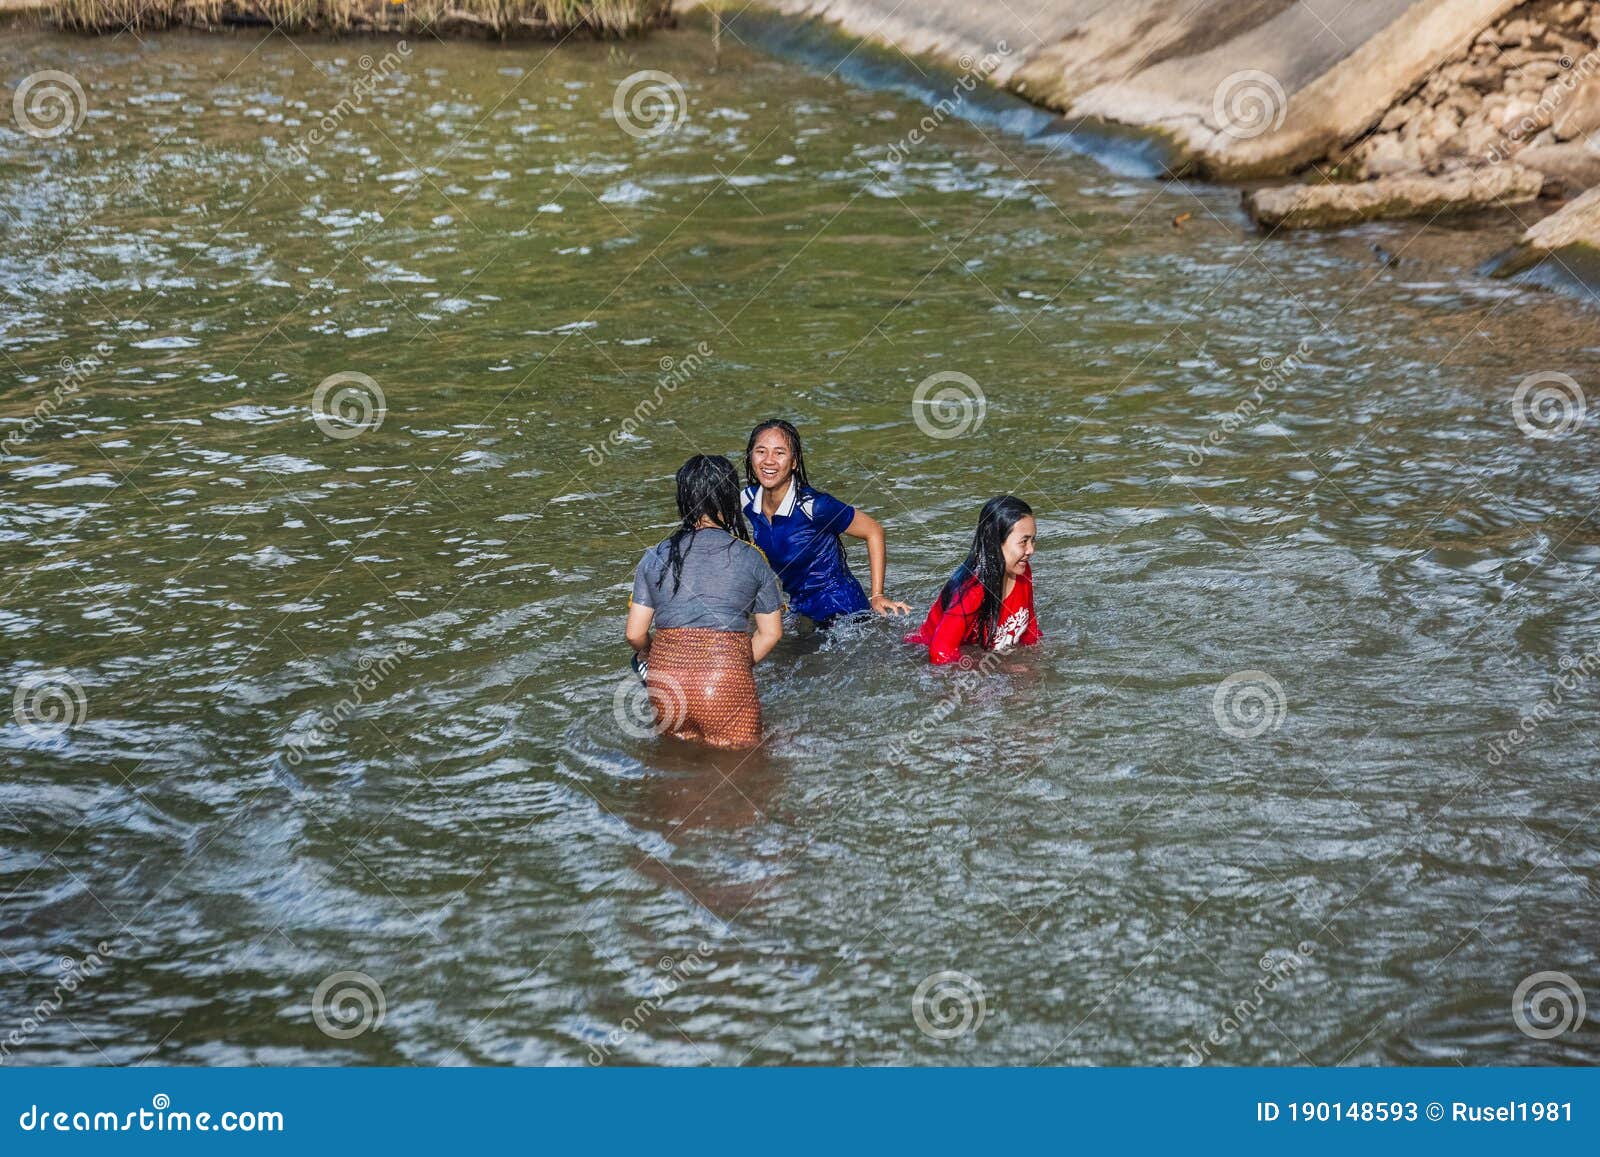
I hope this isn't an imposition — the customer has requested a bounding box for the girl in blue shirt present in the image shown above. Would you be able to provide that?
[741,419,913,625]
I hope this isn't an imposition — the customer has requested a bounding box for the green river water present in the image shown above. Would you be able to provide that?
[1,17,1597,1065]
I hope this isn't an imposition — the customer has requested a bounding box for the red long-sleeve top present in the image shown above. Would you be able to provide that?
[904,563,1041,665]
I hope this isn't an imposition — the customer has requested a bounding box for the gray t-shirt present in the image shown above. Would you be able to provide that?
[632,529,782,632]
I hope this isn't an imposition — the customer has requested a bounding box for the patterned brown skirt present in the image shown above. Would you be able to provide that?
[646,628,761,750]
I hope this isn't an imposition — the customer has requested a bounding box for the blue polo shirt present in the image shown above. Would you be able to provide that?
[742,481,869,623]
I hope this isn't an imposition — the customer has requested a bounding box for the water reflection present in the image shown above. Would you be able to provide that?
[628,744,789,921]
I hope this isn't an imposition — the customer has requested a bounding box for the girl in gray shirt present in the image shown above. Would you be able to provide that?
[625,455,783,749]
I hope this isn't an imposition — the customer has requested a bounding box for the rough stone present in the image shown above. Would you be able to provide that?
[1440,120,1504,161]
[1498,47,1543,68]
[1496,97,1540,128]
[1458,63,1506,92]
[1423,75,1454,104]
[1515,140,1600,192]
[1243,164,1546,229]
[1513,59,1564,83]
[1499,18,1545,45]
[1491,183,1600,288]
[1518,183,1600,245]
[1378,102,1413,133]
[1360,133,1411,177]
[1553,76,1600,139]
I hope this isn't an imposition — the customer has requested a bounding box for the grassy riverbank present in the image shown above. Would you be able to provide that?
[45,0,672,36]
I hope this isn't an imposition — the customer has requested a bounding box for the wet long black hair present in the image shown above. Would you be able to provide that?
[938,495,1034,649]
[743,418,810,491]
[659,454,751,593]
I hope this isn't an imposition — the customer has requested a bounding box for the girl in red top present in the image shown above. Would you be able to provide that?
[905,495,1041,665]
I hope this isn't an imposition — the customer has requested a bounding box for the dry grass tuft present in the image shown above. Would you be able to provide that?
[50,0,673,37]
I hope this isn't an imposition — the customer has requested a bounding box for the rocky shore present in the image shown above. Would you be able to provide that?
[715,0,1600,295]
[1245,164,1546,229]
[1334,0,1600,192]
[1233,0,1600,285]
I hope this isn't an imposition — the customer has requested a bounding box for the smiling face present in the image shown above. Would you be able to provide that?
[1002,515,1037,577]
[750,427,797,493]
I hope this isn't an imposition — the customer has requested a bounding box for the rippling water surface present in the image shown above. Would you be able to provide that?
[2,22,1598,1065]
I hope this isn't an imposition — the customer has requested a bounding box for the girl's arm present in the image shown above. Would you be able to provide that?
[842,510,912,616]
[750,610,783,663]
[625,603,654,655]
[928,583,981,665]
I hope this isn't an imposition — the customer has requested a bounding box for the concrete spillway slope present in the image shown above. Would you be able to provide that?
[736,0,1526,178]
